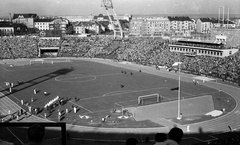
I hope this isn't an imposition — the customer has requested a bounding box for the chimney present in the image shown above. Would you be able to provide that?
[9,13,12,22]
[218,7,221,25]
[227,7,229,29]
[222,6,224,26]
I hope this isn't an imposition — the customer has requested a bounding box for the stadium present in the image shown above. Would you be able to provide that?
[1,34,240,145]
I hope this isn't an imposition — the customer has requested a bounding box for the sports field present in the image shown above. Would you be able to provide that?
[0,58,235,127]
[0,58,237,144]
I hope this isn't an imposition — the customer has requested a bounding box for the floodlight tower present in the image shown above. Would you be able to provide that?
[101,0,123,39]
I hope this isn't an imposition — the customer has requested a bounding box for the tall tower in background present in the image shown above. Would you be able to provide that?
[101,0,123,39]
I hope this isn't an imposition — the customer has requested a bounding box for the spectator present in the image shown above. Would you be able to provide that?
[126,138,138,145]
[1,35,240,85]
[154,133,167,145]
[164,127,183,145]
[26,124,45,145]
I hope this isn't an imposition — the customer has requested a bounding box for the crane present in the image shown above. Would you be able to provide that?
[101,0,123,39]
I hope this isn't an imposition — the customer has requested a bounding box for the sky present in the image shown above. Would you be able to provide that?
[0,0,240,17]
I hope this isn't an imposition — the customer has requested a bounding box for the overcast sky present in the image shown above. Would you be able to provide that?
[0,0,239,17]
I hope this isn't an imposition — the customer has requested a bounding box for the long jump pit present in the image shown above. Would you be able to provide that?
[127,95,215,127]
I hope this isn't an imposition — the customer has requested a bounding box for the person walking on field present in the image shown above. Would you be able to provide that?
[34,88,37,94]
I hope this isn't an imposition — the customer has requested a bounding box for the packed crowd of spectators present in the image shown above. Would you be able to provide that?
[180,53,240,82]
[0,35,239,83]
[58,36,117,58]
[38,38,60,47]
[0,36,38,59]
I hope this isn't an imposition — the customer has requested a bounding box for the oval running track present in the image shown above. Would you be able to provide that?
[1,57,240,135]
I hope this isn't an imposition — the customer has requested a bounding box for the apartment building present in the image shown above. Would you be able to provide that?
[34,19,53,30]
[196,18,217,34]
[73,21,101,34]
[129,16,194,36]
[130,17,170,36]
[0,22,14,36]
[168,16,194,35]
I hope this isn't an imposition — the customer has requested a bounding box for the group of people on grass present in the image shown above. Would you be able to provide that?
[3,79,79,122]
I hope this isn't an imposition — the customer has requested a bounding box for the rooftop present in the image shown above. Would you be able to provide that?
[35,19,54,22]
[13,13,38,19]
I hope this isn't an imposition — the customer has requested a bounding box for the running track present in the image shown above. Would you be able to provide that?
[1,58,240,135]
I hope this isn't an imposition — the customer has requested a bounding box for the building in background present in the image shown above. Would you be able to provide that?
[49,18,69,35]
[0,22,14,36]
[129,16,194,36]
[130,17,171,36]
[37,18,70,37]
[196,18,215,34]
[73,21,101,34]
[129,17,143,35]
[196,18,236,34]
[211,28,240,47]
[12,13,38,28]
[221,20,236,29]
[169,39,238,58]
[93,14,113,22]
[59,15,94,22]
[34,19,54,30]
[0,21,28,36]
[114,14,132,21]
[168,16,194,36]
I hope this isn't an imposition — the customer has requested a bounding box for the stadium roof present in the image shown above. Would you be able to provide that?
[178,40,223,46]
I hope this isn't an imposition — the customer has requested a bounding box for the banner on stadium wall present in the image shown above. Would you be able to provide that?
[39,30,62,37]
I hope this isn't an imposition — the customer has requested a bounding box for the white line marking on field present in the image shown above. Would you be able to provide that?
[115,103,124,108]
[1,67,10,71]
[103,87,167,97]
[69,101,93,113]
